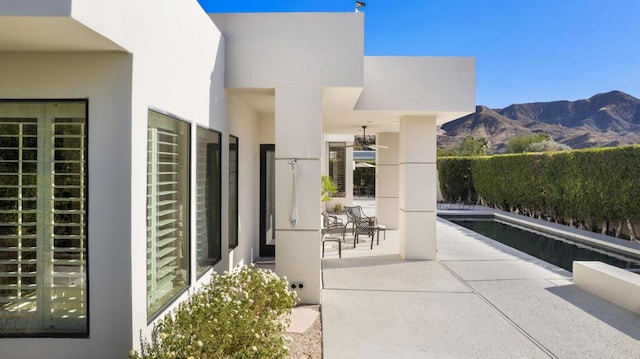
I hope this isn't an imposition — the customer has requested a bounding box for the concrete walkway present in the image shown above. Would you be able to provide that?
[321,215,640,358]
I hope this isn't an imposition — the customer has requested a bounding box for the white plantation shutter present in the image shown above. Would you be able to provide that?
[195,133,208,274]
[0,102,87,335]
[146,111,189,318]
[0,117,39,327]
[49,115,87,329]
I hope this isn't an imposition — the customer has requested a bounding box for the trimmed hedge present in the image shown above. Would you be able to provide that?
[437,157,474,202]
[438,145,640,229]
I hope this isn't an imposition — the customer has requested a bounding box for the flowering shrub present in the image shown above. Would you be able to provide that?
[130,265,298,359]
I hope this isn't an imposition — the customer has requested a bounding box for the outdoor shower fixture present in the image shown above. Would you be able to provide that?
[288,158,298,227]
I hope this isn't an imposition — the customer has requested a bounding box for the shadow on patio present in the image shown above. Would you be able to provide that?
[321,204,640,358]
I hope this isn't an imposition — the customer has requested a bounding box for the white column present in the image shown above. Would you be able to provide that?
[274,87,322,304]
[399,116,437,260]
[375,132,399,229]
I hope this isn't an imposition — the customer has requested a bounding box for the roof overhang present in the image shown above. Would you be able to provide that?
[229,56,475,136]
[217,14,475,137]
[0,16,126,52]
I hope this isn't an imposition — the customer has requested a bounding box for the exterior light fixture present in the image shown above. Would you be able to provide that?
[355,1,366,11]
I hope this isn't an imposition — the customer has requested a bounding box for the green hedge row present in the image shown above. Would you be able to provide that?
[437,157,474,202]
[438,145,640,223]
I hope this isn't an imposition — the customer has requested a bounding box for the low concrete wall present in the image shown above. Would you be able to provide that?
[573,261,640,314]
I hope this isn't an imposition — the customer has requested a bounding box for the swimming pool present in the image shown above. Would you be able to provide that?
[441,216,640,273]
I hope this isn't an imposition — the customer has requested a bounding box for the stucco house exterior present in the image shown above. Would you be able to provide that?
[0,0,474,357]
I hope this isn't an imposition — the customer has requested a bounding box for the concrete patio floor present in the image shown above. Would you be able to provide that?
[321,203,640,358]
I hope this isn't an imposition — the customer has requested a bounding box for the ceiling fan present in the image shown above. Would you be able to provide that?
[347,125,388,150]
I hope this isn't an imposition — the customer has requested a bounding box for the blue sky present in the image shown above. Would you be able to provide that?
[199,0,640,109]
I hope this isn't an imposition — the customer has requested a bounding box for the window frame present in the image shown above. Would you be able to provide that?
[195,125,222,278]
[228,135,239,251]
[0,99,89,338]
[146,109,191,322]
[328,142,346,198]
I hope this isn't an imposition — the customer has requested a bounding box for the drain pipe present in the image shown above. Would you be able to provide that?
[288,158,298,227]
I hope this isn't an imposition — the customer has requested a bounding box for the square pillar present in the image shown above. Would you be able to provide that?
[274,87,322,304]
[375,132,399,229]
[399,116,437,260]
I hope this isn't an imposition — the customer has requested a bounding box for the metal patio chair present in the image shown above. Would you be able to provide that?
[321,210,343,258]
[344,205,377,247]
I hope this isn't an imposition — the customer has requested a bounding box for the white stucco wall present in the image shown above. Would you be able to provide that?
[355,56,476,123]
[0,1,243,357]
[211,12,364,89]
[274,87,323,304]
[125,14,226,358]
[71,0,214,53]
[0,52,134,359]
[1,2,477,355]
[258,114,276,144]
[227,93,260,269]
[376,132,400,229]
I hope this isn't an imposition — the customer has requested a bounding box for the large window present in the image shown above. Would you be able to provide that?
[195,126,221,278]
[328,142,346,197]
[228,136,238,250]
[0,101,88,336]
[146,110,190,319]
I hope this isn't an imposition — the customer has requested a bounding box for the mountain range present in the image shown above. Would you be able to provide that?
[438,91,640,153]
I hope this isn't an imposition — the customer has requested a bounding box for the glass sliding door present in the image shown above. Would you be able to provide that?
[259,144,275,257]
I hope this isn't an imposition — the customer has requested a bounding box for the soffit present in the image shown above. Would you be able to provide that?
[228,88,275,116]
[0,17,126,52]
[228,87,469,136]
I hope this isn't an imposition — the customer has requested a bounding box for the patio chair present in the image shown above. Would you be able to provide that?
[344,205,377,247]
[353,216,378,248]
[321,211,343,258]
[343,206,358,236]
[322,207,343,228]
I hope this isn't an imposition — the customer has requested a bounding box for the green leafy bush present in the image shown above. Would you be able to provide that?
[504,133,550,153]
[130,265,298,359]
[527,139,571,152]
[438,136,489,157]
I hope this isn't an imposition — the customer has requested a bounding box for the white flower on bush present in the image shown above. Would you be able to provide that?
[130,264,297,359]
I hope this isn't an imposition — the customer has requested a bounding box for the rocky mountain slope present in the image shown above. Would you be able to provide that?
[438,91,640,153]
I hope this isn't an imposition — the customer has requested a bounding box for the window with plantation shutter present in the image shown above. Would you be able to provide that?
[0,101,87,336]
[195,126,221,278]
[228,135,238,250]
[146,111,189,319]
[328,142,346,197]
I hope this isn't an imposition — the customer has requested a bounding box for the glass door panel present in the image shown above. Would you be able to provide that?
[259,145,275,257]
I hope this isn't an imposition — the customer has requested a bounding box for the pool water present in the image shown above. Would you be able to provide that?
[447,218,640,273]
